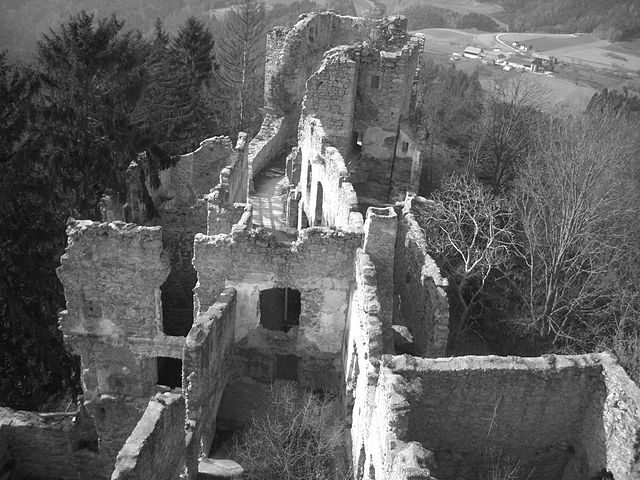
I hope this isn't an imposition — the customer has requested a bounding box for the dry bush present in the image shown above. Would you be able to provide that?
[230,382,352,480]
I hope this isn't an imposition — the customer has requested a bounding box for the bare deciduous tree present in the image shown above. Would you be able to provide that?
[414,175,515,349]
[513,114,640,342]
[472,76,544,190]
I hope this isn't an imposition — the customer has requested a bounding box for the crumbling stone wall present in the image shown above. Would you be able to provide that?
[57,221,184,465]
[377,354,636,480]
[393,197,449,357]
[183,288,236,456]
[344,249,385,478]
[297,119,362,229]
[391,123,422,197]
[193,221,360,425]
[147,136,246,336]
[0,406,111,480]
[367,363,437,480]
[264,12,367,117]
[363,207,397,350]
[580,354,640,480]
[302,46,358,159]
[111,393,186,480]
[247,114,288,184]
[350,34,424,204]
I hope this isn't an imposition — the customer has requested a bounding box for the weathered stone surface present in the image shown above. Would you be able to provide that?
[184,288,236,455]
[111,393,186,480]
[0,406,111,480]
[393,196,449,357]
[198,458,243,478]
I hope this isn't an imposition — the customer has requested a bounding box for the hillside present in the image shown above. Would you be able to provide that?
[481,0,640,41]
[0,0,353,61]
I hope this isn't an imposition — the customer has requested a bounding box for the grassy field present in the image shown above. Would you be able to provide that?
[505,34,597,52]
[605,38,640,57]
[500,32,640,72]
[381,0,502,16]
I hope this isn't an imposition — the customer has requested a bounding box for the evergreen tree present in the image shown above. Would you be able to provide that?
[134,16,224,156]
[171,16,215,86]
[0,53,78,409]
[37,11,148,216]
[217,0,266,134]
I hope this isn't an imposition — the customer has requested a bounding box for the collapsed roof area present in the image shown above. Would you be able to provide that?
[1,11,639,480]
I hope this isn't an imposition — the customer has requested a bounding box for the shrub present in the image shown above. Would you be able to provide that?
[230,382,352,480]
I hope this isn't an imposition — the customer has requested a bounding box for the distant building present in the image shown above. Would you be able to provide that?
[506,54,542,72]
[494,53,508,66]
[463,46,483,59]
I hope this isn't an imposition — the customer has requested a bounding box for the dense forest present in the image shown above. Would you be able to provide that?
[481,0,640,40]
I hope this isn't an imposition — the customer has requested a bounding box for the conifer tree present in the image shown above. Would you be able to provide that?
[171,16,215,86]
[37,11,148,216]
[217,0,266,134]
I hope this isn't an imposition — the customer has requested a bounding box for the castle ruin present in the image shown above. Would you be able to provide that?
[1,11,639,480]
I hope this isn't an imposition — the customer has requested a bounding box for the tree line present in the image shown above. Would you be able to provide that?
[0,2,266,410]
[412,57,640,382]
[481,0,640,41]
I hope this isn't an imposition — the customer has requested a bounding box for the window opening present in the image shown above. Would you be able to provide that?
[161,266,196,337]
[259,287,301,332]
[315,182,324,226]
[401,141,409,152]
[157,357,182,389]
[370,74,380,89]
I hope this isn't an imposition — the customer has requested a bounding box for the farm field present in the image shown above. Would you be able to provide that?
[419,28,603,114]
[416,28,494,54]
[500,32,640,72]
[392,0,503,16]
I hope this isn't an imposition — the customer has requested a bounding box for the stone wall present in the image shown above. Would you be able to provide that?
[57,220,184,466]
[193,222,361,425]
[148,137,238,211]
[149,136,244,337]
[297,118,362,230]
[363,207,397,350]
[345,248,436,480]
[583,354,640,480]
[302,46,358,159]
[0,407,111,480]
[264,12,365,116]
[367,364,437,480]
[378,354,626,480]
[393,197,449,357]
[247,114,288,185]
[344,249,385,478]
[111,393,186,480]
[183,288,236,456]
[211,133,249,207]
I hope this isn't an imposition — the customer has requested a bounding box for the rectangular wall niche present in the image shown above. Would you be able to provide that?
[259,287,301,332]
[157,357,182,389]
